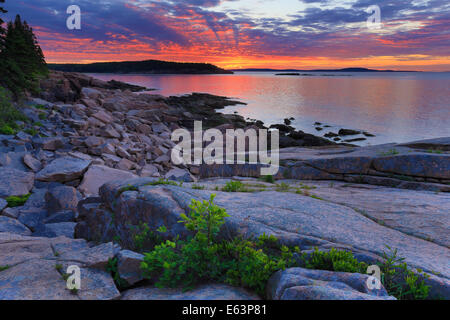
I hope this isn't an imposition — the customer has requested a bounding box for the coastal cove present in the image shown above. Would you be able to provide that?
[88,71,450,146]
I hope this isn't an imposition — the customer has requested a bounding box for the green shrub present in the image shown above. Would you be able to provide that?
[141,195,298,296]
[260,175,275,184]
[106,257,129,290]
[222,181,248,192]
[378,246,430,300]
[0,265,10,272]
[192,184,206,190]
[298,183,316,190]
[24,128,38,136]
[0,87,27,132]
[132,223,167,252]
[302,248,368,274]
[276,182,290,192]
[140,196,431,299]
[0,124,15,135]
[6,194,31,207]
[144,178,182,187]
[425,149,443,154]
[116,184,139,197]
[379,149,399,156]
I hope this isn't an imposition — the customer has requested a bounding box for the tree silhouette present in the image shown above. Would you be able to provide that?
[0,11,48,96]
[0,0,6,47]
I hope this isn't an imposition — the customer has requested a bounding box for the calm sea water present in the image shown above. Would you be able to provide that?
[88,72,450,146]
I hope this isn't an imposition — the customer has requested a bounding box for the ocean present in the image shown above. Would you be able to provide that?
[88,71,450,146]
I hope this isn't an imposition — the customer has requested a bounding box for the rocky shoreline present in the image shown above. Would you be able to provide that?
[0,71,449,300]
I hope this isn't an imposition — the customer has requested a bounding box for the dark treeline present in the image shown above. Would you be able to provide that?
[0,0,48,97]
[49,59,233,74]
[0,0,47,134]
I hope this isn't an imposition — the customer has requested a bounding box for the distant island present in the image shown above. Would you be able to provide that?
[233,67,419,73]
[49,59,233,74]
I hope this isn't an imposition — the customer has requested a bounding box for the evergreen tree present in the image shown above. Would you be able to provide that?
[0,0,7,50]
[0,13,48,96]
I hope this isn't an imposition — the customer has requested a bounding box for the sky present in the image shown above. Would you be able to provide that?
[2,0,450,71]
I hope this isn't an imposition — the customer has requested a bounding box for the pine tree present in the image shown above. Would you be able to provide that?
[0,13,48,96]
[0,0,7,50]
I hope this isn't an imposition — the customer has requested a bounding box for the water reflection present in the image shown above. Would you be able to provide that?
[89,72,450,145]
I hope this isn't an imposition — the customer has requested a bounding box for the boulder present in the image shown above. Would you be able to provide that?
[165,168,194,182]
[23,154,42,172]
[77,267,121,300]
[36,157,91,183]
[84,136,104,148]
[116,146,131,159]
[81,87,103,100]
[34,222,76,238]
[267,268,395,300]
[18,208,48,231]
[92,111,113,124]
[137,123,152,135]
[138,164,159,178]
[1,207,19,219]
[0,198,7,212]
[0,258,78,300]
[101,126,121,139]
[55,242,116,270]
[116,158,135,171]
[0,168,34,197]
[45,186,79,213]
[152,123,169,134]
[0,233,120,300]
[117,250,145,286]
[0,151,29,171]
[339,129,361,136]
[78,165,138,195]
[44,210,76,224]
[0,216,31,236]
[32,137,64,151]
[121,284,260,300]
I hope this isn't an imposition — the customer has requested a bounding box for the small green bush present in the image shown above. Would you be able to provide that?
[379,246,430,300]
[302,248,368,274]
[0,87,27,133]
[6,194,31,207]
[260,175,275,184]
[140,196,431,300]
[132,223,167,252]
[0,265,10,272]
[192,184,206,190]
[425,149,443,154]
[379,149,400,156]
[141,195,298,296]
[222,181,248,192]
[144,178,182,187]
[0,124,15,135]
[24,128,38,136]
[106,257,129,290]
[116,184,139,197]
[276,182,290,192]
